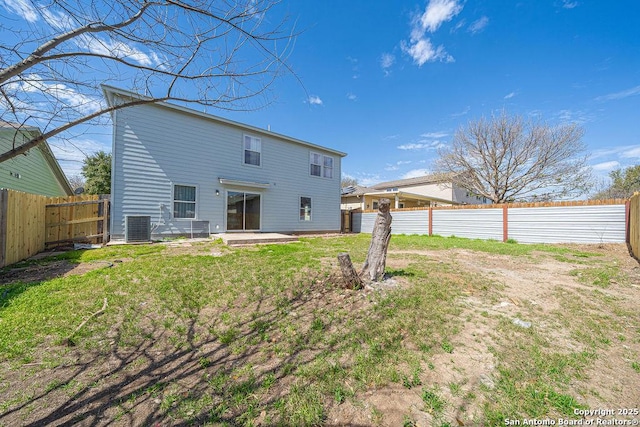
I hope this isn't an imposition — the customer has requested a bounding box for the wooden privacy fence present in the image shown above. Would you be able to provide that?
[629,192,640,258]
[352,199,631,245]
[0,189,109,267]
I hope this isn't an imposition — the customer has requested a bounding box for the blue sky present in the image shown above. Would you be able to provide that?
[4,0,640,191]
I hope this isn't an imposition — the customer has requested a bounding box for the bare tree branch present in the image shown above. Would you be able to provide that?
[0,0,298,163]
[434,112,592,203]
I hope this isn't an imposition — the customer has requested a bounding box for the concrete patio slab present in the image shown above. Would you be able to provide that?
[214,233,299,246]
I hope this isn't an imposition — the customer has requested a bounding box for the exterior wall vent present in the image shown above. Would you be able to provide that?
[125,215,151,243]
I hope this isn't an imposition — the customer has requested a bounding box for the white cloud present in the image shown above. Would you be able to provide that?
[19,74,103,114]
[590,145,640,161]
[346,93,357,101]
[591,161,620,172]
[385,160,412,171]
[401,0,460,66]
[1,0,38,22]
[41,8,74,31]
[561,0,578,9]
[401,39,452,66]
[452,19,466,32]
[451,106,470,117]
[80,36,162,68]
[49,137,111,177]
[308,95,323,106]
[468,16,489,34]
[555,109,592,124]
[380,53,395,69]
[595,85,640,102]
[402,168,431,179]
[380,53,395,75]
[420,0,463,33]
[504,91,516,99]
[421,131,448,138]
[358,174,382,187]
[621,147,640,159]
[398,140,444,150]
[398,143,429,150]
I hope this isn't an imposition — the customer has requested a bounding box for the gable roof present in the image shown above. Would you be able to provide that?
[102,85,347,157]
[370,172,456,190]
[0,122,73,196]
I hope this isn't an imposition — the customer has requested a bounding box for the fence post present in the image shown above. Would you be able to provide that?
[103,198,110,244]
[428,206,433,236]
[0,189,7,268]
[503,204,509,242]
[625,200,630,244]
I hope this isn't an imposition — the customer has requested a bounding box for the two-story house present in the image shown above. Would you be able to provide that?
[104,86,346,241]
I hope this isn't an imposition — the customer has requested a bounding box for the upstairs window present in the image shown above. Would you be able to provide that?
[174,184,196,218]
[244,135,261,166]
[310,152,334,178]
[323,156,333,178]
[300,197,312,221]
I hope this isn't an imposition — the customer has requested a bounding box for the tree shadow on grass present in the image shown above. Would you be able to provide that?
[0,270,369,426]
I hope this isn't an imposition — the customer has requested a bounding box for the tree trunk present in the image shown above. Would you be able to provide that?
[337,252,363,289]
[360,198,392,282]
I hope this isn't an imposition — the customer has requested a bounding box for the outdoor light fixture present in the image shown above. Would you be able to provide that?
[215,189,220,196]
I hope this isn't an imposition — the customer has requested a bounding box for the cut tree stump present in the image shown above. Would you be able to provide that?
[360,198,392,282]
[338,252,363,289]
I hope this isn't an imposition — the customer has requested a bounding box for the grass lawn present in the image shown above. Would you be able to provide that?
[0,234,638,426]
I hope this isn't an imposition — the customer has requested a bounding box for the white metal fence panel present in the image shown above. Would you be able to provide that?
[390,210,430,235]
[432,208,504,240]
[351,212,376,234]
[351,210,430,235]
[508,205,626,243]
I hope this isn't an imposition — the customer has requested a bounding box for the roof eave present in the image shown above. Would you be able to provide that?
[101,85,347,157]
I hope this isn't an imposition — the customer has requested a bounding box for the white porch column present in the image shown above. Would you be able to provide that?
[395,194,399,209]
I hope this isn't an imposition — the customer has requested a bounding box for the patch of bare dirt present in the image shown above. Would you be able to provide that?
[0,260,114,285]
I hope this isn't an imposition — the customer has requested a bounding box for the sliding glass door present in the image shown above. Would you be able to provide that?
[227,191,261,231]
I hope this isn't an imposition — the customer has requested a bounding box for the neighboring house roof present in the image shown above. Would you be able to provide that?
[340,184,461,206]
[341,185,373,196]
[0,122,73,196]
[370,172,456,190]
[102,85,347,157]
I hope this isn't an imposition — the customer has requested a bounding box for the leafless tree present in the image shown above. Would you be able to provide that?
[0,0,296,163]
[67,174,86,193]
[434,112,592,203]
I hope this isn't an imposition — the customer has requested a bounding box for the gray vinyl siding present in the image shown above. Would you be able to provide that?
[0,132,69,197]
[508,205,626,244]
[111,102,342,239]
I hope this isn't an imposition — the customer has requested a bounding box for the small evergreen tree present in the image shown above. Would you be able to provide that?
[81,151,111,195]
[592,165,640,199]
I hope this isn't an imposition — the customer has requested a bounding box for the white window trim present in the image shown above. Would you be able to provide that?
[309,151,334,179]
[172,183,198,220]
[242,134,262,168]
[299,196,312,222]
